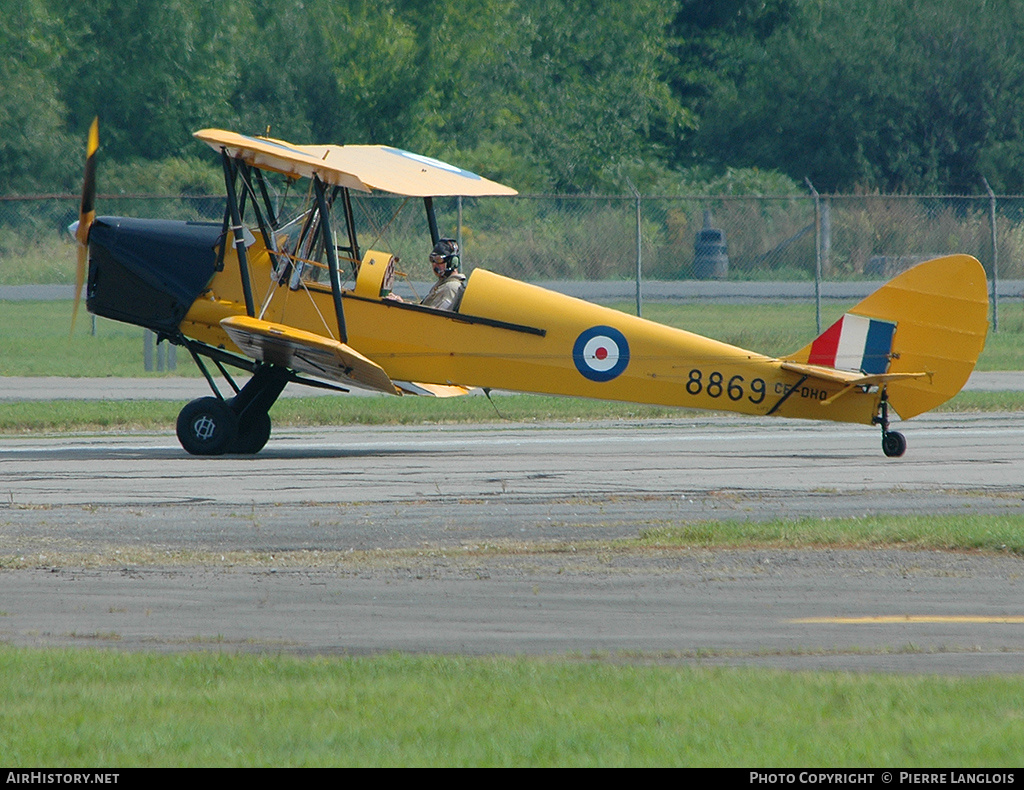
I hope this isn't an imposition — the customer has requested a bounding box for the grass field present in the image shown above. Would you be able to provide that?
[606,300,1024,371]
[0,238,74,286]
[2,648,1022,767]
[5,513,1023,570]
[2,298,1023,376]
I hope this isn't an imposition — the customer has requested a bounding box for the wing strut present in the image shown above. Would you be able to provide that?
[424,197,439,245]
[313,175,348,344]
[236,160,284,278]
[220,152,256,318]
[340,187,360,267]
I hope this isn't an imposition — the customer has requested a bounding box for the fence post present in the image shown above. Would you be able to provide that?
[634,192,642,318]
[457,196,463,266]
[625,180,642,317]
[983,178,999,333]
[821,198,831,279]
[144,330,176,371]
[805,178,822,335]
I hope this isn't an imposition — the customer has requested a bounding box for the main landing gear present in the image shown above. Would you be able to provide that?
[176,364,289,456]
[872,388,906,458]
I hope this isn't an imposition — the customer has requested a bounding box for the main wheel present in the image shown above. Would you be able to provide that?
[230,411,272,455]
[881,430,907,458]
[176,397,238,456]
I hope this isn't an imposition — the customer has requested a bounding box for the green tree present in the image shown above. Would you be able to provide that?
[227,0,422,146]
[311,0,423,145]
[0,0,75,192]
[694,0,1024,193]
[411,0,691,192]
[57,0,243,161]
[226,0,320,143]
[665,0,797,109]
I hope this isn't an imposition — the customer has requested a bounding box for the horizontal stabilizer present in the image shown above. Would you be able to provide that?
[780,361,929,388]
[780,362,929,406]
[221,315,397,394]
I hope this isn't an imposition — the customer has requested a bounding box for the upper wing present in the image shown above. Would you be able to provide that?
[193,129,372,192]
[195,130,516,197]
[295,145,518,197]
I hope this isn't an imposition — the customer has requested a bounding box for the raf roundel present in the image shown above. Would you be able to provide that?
[573,326,630,382]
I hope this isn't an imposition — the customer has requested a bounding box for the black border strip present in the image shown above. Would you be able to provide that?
[338,290,547,337]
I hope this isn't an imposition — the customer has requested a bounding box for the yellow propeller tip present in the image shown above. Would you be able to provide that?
[87,117,99,156]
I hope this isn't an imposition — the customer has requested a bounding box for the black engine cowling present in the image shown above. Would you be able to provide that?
[87,216,223,335]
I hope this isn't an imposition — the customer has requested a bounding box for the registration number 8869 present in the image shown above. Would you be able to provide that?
[686,369,766,404]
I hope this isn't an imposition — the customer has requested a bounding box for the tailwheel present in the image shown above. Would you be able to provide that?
[873,387,906,458]
[230,410,272,455]
[176,397,238,456]
[881,430,907,458]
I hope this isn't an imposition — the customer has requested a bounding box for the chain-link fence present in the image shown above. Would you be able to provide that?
[3,191,1019,321]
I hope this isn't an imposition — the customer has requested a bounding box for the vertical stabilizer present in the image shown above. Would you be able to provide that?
[785,255,989,419]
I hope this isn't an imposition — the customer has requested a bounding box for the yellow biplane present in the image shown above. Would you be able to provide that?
[71,121,989,457]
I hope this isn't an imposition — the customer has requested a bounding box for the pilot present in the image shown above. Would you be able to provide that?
[419,238,466,311]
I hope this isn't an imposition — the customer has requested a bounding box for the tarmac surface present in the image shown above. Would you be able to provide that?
[5,285,1022,674]
[2,404,1023,673]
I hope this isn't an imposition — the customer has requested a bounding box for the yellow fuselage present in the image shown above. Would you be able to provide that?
[182,240,883,424]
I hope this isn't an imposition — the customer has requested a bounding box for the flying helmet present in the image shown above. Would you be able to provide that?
[429,238,460,273]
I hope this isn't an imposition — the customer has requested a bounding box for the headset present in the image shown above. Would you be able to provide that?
[430,238,460,273]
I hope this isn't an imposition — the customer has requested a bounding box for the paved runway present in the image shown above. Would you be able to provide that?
[3,412,1024,510]
[2,412,1023,672]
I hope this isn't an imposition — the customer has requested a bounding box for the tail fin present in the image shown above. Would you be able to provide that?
[784,255,989,419]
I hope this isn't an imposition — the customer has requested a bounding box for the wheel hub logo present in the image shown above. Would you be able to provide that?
[573,326,630,382]
[194,415,217,441]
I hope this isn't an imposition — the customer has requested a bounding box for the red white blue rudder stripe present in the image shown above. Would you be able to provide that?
[808,314,897,375]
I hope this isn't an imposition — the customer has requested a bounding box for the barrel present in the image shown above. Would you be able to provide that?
[693,211,728,280]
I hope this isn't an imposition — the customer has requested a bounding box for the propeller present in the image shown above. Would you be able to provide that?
[72,117,99,332]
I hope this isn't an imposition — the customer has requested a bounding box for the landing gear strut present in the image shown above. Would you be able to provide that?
[873,388,906,458]
[176,364,290,456]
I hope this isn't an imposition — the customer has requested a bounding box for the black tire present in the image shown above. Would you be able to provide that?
[881,430,907,458]
[230,411,272,455]
[176,397,238,456]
